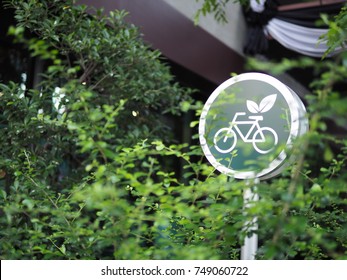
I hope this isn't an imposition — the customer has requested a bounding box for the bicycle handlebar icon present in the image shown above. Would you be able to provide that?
[213,112,278,154]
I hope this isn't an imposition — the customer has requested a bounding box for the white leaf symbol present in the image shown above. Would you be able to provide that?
[247,100,260,113]
[258,94,277,113]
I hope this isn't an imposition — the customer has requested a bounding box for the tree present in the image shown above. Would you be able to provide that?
[0,0,195,259]
[0,0,346,260]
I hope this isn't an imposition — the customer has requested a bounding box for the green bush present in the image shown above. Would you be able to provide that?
[0,0,346,260]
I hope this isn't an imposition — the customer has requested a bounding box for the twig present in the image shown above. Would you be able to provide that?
[26,175,71,228]
[271,138,309,244]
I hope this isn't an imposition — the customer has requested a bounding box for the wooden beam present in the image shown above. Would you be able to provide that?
[278,0,346,11]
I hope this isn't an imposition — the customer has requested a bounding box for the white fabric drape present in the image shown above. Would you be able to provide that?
[265,18,341,57]
[250,0,267,13]
[249,0,343,57]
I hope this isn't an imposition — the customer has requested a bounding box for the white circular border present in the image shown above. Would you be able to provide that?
[199,72,306,179]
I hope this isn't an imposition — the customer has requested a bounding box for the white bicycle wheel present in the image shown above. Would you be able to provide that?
[213,127,237,153]
[252,127,278,154]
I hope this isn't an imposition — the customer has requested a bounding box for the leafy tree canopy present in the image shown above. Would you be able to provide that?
[0,0,346,260]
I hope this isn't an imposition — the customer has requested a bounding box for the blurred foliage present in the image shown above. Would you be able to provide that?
[194,0,249,24]
[321,6,347,58]
[0,0,346,260]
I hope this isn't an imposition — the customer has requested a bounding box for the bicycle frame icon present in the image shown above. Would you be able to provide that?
[213,112,278,155]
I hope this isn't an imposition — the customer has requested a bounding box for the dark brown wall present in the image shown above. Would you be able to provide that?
[77,0,244,85]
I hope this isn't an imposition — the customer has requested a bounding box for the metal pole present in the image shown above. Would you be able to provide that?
[241,180,259,260]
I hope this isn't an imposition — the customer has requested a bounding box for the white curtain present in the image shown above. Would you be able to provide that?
[249,0,343,57]
[265,18,341,57]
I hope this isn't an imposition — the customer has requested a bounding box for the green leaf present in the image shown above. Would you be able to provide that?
[60,244,66,255]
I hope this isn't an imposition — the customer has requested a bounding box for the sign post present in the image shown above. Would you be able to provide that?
[240,184,259,260]
[199,73,308,259]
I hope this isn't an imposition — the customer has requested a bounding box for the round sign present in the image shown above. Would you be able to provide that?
[199,72,308,179]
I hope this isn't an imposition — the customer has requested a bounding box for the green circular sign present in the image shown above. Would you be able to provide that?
[199,73,308,179]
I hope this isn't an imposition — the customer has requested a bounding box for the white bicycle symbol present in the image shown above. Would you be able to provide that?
[213,112,278,154]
